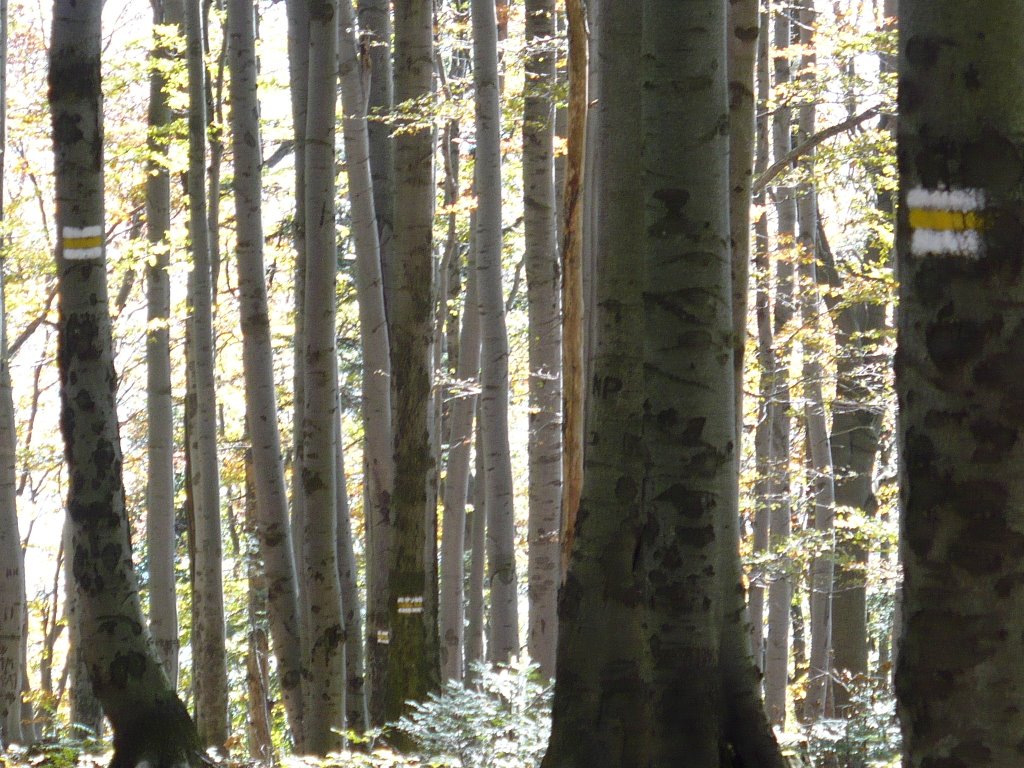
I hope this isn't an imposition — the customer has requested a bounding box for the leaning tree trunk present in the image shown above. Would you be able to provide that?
[184,0,229,748]
[0,0,25,741]
[896,2,1024,765]
[49,3,201,764]
[523,0,561,678]
[227,0,305,745]
[300,0,346,753]
[384,0,439,722]
[145,0,183,687]
[472,0,519,666]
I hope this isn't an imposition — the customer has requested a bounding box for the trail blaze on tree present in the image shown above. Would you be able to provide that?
[48,1,201,766]
[897,2,1024,766]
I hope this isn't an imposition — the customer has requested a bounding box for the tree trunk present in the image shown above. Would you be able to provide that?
[384,0,439,721]
[337,0,394,725]
[440,257,481,681]
[896,2,1024,764]
[49,3,201,762]
[0,0,24,737]
[559,0,586,577]
[300,0,346,752]
[145,0,182,688]
[335,411,368,733]
[523,0,561,678]
[227,0,305,746]
[63,522,103,738]
[355,0,395,720]
[466,420,486,671]
[471,0,518,666]
[764,0,796,728]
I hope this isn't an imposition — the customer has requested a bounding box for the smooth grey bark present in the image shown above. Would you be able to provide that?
[466,415,486,670]
[63,522,103,738]
[896,2,1024,764]
[184,0,229,747]
[764,0,796,728]
[384,0,439,722]
[300,0,346,753]
[471,0,519,666]
[337,0,394,719]
[523,0,561,678]
[334,412,368,733]
[49,3,202,763]
[226,0,305,746]
[285,0,309,627]
[0,0,25,740]
[440,259,481,681]
[796,0,834,722]
[145,0,182,688]
[748,2,771,676]
[354,0,396,718]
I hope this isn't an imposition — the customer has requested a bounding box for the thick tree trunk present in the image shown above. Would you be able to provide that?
[523,0,561,678]
[384,0,439,721]
[227,0,305,746]
[49,3,201,763]
[896,2,1024,764]
[145,0,182,688]
[300,0,346,752]
[543,6,651,765]
[64,521,103,738]
[472,0,519,666]
[184,0,228,748]
[337,0,394,722]
[440,259,481,681]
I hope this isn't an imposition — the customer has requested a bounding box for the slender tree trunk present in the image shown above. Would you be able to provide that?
[145,0,182,688]
[356,0,396,720]
[184,0,229,748]
[384,0,439,721]
[471,0,518,666]
[559,0,586,577]
[523,0,561,678]
[335,412,368,733]
[243,452,274,764]
[227,0,305,746]
[796,0,834,722]
[466,419,486,671]
[764,0,795,727]
[49,3,201,762]
[440,260,480,681]
[300,0,346,752]
[337,0,395,723]
[0,0,24,739]
[285,0,309,629]
[896,2,1024,763]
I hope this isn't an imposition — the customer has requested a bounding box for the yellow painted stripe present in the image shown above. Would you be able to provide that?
[64,236,103,249]
[909,208,986,232]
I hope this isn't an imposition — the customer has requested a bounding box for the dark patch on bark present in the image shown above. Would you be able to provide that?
[925,318,997,372]
[109,652,148,688]
[969,418,1018,463]
[949,508,1024,575]
[733,24,759,42]
[615,475,638,502]
[52,111,85,146]
[64,314,104,361]
[653,484,710,520]
[904,35,948,70]
[301,467,327,495]
[961,129,1024,194]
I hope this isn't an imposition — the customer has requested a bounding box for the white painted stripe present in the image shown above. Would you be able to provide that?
[63,225,103,239]
[911,228,982,257]
[906,187,985,211]
[64,246,104,260]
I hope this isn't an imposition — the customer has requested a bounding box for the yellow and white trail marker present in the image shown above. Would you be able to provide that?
[907,187,987,258]
[396,595,424,615]
[62,225,104,260]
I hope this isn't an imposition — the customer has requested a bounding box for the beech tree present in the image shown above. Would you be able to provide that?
[48,1,201,764]
[544,1,784,765]
[896,1,1024,764]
